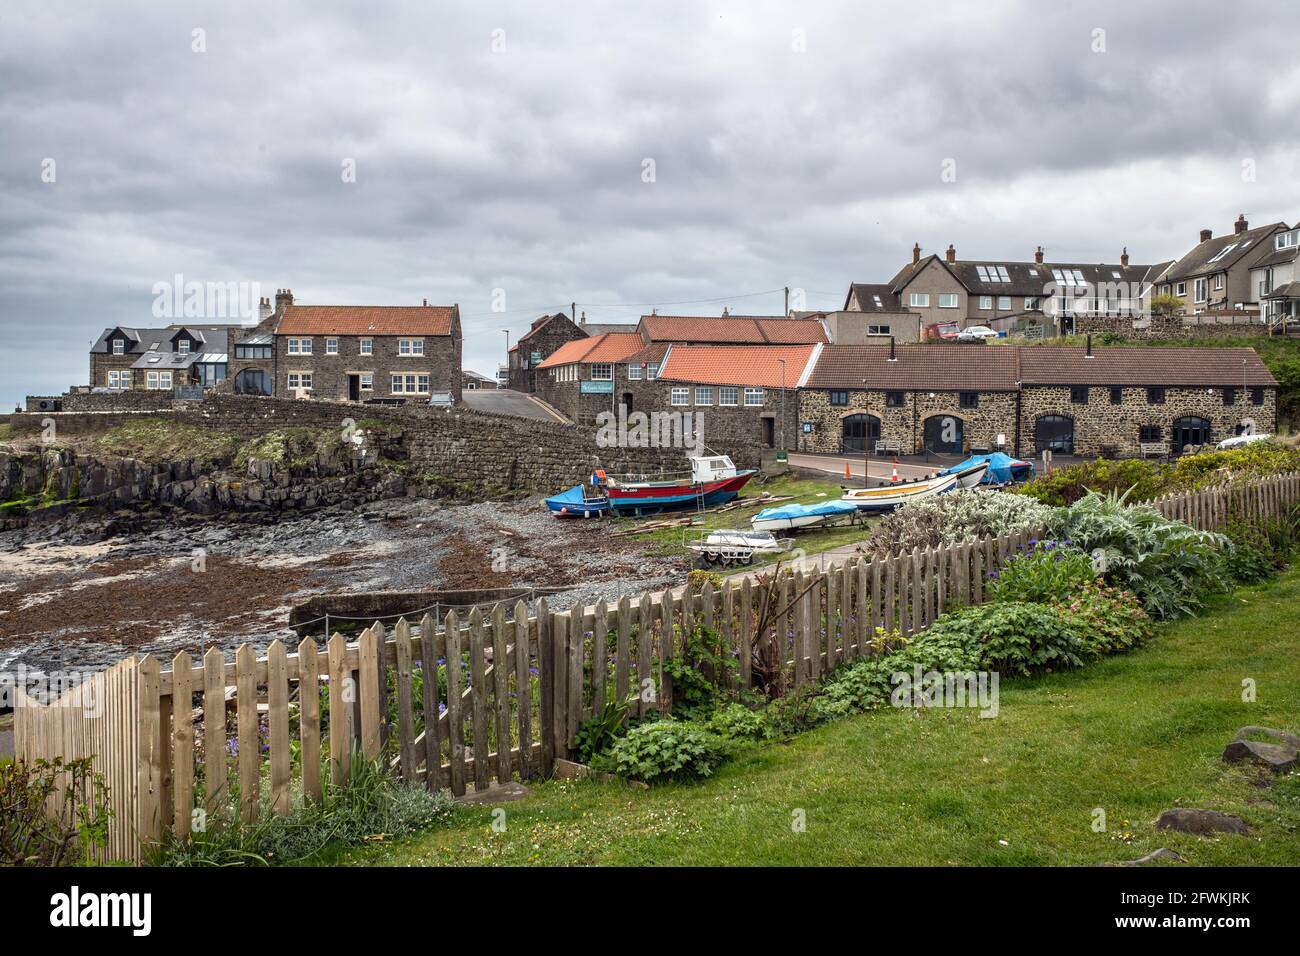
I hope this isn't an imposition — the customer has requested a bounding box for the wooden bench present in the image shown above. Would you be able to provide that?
[1139,442,1169,459]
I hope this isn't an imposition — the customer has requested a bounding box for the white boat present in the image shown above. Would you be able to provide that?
[840,472,959,512]
[687,529,791,565]
[950,460,990,489]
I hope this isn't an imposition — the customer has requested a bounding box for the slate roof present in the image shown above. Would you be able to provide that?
[807,344,1022,391]
[91,324,238,353]
[276,304,457,336]
[638,314,828,344]
[1018,346,1276,387]
[844,283,908,312]
[656,344,820,388]
[1163,222,1287,282]
[517,313,575,343]
[1263,281,1300,300]
[881,254,1156,299]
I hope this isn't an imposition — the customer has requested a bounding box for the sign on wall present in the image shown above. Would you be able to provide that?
[581,380,614,394]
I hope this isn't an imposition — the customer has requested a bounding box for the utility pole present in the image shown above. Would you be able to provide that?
[503,329,511,388]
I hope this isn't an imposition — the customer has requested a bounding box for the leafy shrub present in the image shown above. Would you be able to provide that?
[152,753,455,866]
[864,489,1054,559]
[1168,442,1300,491]
[1046,489,1228,620]
[664,624,737,718]
[987,540,1096,604]
[1222,531,1276,584]
[761,686,826,738]
[810,656,898,722]
[704,702,769,742]
[1,757,110,866]
[604,719,729,783]
[574,690,639,764]
[1051,582,1152,657]
[1017,458,1165,507]
[910,602,1086,676]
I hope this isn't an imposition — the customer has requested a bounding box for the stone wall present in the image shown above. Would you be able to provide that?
[797,388,1020,455]
[1019,386,1277,458]
[1073,314,1273,340]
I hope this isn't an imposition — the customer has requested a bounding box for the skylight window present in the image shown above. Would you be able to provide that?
[872,295,883,307]
[976,265,1010,283]
[1206,243,1238,264]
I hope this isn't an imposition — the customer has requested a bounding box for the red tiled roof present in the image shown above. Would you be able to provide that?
[657,344,818,388]
[806,345,1022,391]
[639,314,827,344]
[1018,346,1277,386]
[536,332,644,369]
[277,304,456,336]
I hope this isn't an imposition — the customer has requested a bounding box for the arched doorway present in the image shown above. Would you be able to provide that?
[1034,414,1075,454]
[234,369,272,396]
[1171,416,1211,453]
[922,414,964,455]
[841,414,881,453]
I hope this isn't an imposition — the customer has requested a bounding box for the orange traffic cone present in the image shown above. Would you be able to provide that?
[845,462,851,480]
[891,457,900,483]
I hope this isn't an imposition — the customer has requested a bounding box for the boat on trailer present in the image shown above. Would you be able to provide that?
[687,529,791,566]
[605,455,757,517]
[751,499,860,533]
[840,471,959,512]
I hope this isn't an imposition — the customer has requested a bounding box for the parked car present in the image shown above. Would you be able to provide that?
[1216,433,1273,450]
[956,325,999,342]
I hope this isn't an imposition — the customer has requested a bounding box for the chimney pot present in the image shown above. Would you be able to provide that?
[945,243,956,263]
[275,288,294,311]
[1234,214,1248,234]
[912,242,921,264]
[1120,247,1129,267]
[722,306,729,316]
[1200,228,1213,243]
[1034,246,1044,264]
[423,298,428,306]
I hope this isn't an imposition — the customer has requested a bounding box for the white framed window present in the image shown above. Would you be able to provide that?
[695,386,712,405]
[1025,296,1040,310]
[326,338,339,355]
[979,296,992,309]
[107,370,130,387]
[908,293,930,308]
[628,363,642,380]
[1175,282,1187,296]
[177,339,190,355]
[646,362,659,380]
[1194,278,1207,303]
[398,339,424,356]
[360,373,373,390]
[1213,274,1224,291]
[744,387,765,406]
[359,338,373,355]
[719,386,738,406]
[590,363,612,381]
[287,372,312,391]
[671,387,689,406]
[391,373,430,394]
[937,294,958,309]
[112,338,125,355]
[145,370,173,390]
[998,296,1011,309]
[287,338,312,355]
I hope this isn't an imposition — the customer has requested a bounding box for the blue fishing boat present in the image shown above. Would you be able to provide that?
[544,483,609,518]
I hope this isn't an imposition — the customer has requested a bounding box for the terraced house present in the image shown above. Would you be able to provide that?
[798,343,1276,459]
[1153,215,1288,315]
[227,290,463,403]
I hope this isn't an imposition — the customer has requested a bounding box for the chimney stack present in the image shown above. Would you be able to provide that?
[722,306,730,316]
[275,288,294,313]
[1120,247,1129,267]
[945,243,956,263]
[1199,228,1212,243]
[259,296,273,321]
[1234,214,1248,234]
[422,298,428,306]
[1034,246,1044,264]
[912,242,921,264]
[889,335,897,362]
[579,311,587,326]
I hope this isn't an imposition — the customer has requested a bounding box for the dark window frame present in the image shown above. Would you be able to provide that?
[1070,385,1089,405]
[885,390,905,408]
[1147,386,1165,404]
[1139,424,1162,442]
[829,390,849,407]
[1109,386,1123,404]
[959,391,979,409]
[1222,387,1237,406]
[1250,387,1265,406]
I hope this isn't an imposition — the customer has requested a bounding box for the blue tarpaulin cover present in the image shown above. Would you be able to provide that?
[942,452,1035,485]
[753,500,859,521]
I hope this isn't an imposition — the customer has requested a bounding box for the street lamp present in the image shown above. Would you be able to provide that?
[503,330,511,387]
[777,358,786,453]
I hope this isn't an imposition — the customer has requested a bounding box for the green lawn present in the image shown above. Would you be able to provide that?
[619,471,876,567]
[321,566,1300,867]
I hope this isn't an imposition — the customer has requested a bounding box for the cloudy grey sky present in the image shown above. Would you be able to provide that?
[2,0,1298,404]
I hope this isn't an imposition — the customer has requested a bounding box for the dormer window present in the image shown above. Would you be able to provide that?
[112,338,125,355]
[177,339,190,355]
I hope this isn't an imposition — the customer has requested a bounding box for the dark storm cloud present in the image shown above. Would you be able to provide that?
[2,0,1299,399]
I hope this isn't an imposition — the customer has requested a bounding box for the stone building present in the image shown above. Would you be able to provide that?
[534,331,647,425]
[798,343,1277,459]
[507,312,588,392]
[226,290,463,403]
[89,324,238,391]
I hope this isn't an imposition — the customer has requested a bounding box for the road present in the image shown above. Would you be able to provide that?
[787,451,949,483]
[462,388,569,423]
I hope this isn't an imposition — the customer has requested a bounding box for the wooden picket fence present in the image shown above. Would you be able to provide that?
[14,471,1300,863]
